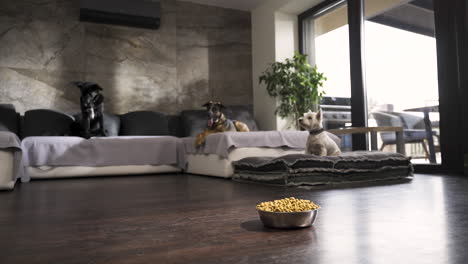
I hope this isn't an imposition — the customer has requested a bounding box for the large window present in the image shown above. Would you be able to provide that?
[365,0,440,164]
[304,3,351,100]
[302,2,353,150]
[300,0,443,165]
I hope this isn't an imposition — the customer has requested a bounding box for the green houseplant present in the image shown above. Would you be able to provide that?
[259,52,327,129]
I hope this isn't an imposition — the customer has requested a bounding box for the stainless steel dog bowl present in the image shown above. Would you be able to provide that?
[257,208,319,229]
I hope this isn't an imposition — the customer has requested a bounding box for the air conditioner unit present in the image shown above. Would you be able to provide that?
[80,0,160,29]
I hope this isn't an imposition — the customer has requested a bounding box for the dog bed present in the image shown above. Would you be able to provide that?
[232,151,413,186]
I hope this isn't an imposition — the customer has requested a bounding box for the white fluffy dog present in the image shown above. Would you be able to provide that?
[299,110,341,156]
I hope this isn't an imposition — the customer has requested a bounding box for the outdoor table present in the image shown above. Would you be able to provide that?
[404,105,439,164]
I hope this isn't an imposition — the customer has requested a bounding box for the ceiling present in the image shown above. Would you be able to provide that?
[176,0,270,11]
[369,0,435,37]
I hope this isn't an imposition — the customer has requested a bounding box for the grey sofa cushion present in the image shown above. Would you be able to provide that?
[168,115,184,137]
[0,104,19,135]
[23,109,75,138]
[102,114,121,136]
[233,151,413,186]
[222,105,258,131]
[73,113,121,137]
[119,111,169,136]
[180,110,207,137]
[181,105,258,137]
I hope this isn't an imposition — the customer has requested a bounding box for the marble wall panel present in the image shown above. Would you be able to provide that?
[0,17,85,72]
[0,0,252,115]
[0,67,82,113]
[0,0,79,24]
[176,1,253,109]
[84,70,179,115]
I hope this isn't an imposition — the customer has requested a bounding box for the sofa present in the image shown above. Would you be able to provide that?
[0,104,413,191]
[0,104,23,190]
[1,104,307,189]
[179,106,310,177]
[20,109,185,180]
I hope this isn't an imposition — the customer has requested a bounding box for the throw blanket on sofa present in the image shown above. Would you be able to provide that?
[22,136,185,168]
[0,131,28,184]
[183,131,341,159]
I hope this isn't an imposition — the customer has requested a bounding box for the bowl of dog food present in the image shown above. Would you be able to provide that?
[256,197,320,229]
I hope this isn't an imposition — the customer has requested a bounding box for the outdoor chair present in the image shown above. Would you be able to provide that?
[370,111,437,158]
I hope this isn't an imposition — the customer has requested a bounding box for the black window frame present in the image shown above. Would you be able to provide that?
[298,0,466,174]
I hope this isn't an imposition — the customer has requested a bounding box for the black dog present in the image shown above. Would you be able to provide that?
[73,82,106,139]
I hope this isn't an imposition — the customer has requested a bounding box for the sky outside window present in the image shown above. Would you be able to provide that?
[315,21,439,114]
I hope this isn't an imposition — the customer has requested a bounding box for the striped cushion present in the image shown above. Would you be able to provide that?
[233,151,413,186]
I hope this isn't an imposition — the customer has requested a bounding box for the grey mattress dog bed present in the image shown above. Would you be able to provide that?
[232,151,413,186]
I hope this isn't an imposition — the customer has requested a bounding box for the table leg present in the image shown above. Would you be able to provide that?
[370,131,378,151]
[423,111,436,163]
[396,130,405,156]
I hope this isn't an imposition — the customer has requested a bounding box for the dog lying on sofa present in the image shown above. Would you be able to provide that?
[72,82,107,139]
[195,101,250,146]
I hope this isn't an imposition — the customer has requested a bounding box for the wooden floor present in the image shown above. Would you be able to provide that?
[1,174,468,264]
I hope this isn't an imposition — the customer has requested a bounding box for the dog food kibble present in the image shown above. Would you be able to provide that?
[256,197,320,212]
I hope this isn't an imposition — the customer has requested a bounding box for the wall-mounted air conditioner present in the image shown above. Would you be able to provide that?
[80,0,161,29]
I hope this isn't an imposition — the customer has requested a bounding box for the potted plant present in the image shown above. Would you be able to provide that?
[259,52,327,129]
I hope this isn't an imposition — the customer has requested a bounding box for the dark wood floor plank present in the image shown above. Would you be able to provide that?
[1,174,468,264]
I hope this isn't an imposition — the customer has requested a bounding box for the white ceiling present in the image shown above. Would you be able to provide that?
[176,0,270,11]
[176,0,325,14]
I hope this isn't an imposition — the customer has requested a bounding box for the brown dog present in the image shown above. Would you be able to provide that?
[195,101,249,146]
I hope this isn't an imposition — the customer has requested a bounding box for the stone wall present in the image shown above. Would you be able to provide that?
[0,0,252,114]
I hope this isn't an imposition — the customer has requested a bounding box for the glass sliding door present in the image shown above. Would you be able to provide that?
[364,0,440,164]
[302,2,353,150]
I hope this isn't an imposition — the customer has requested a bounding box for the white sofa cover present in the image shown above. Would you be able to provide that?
[22,136,184,179]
